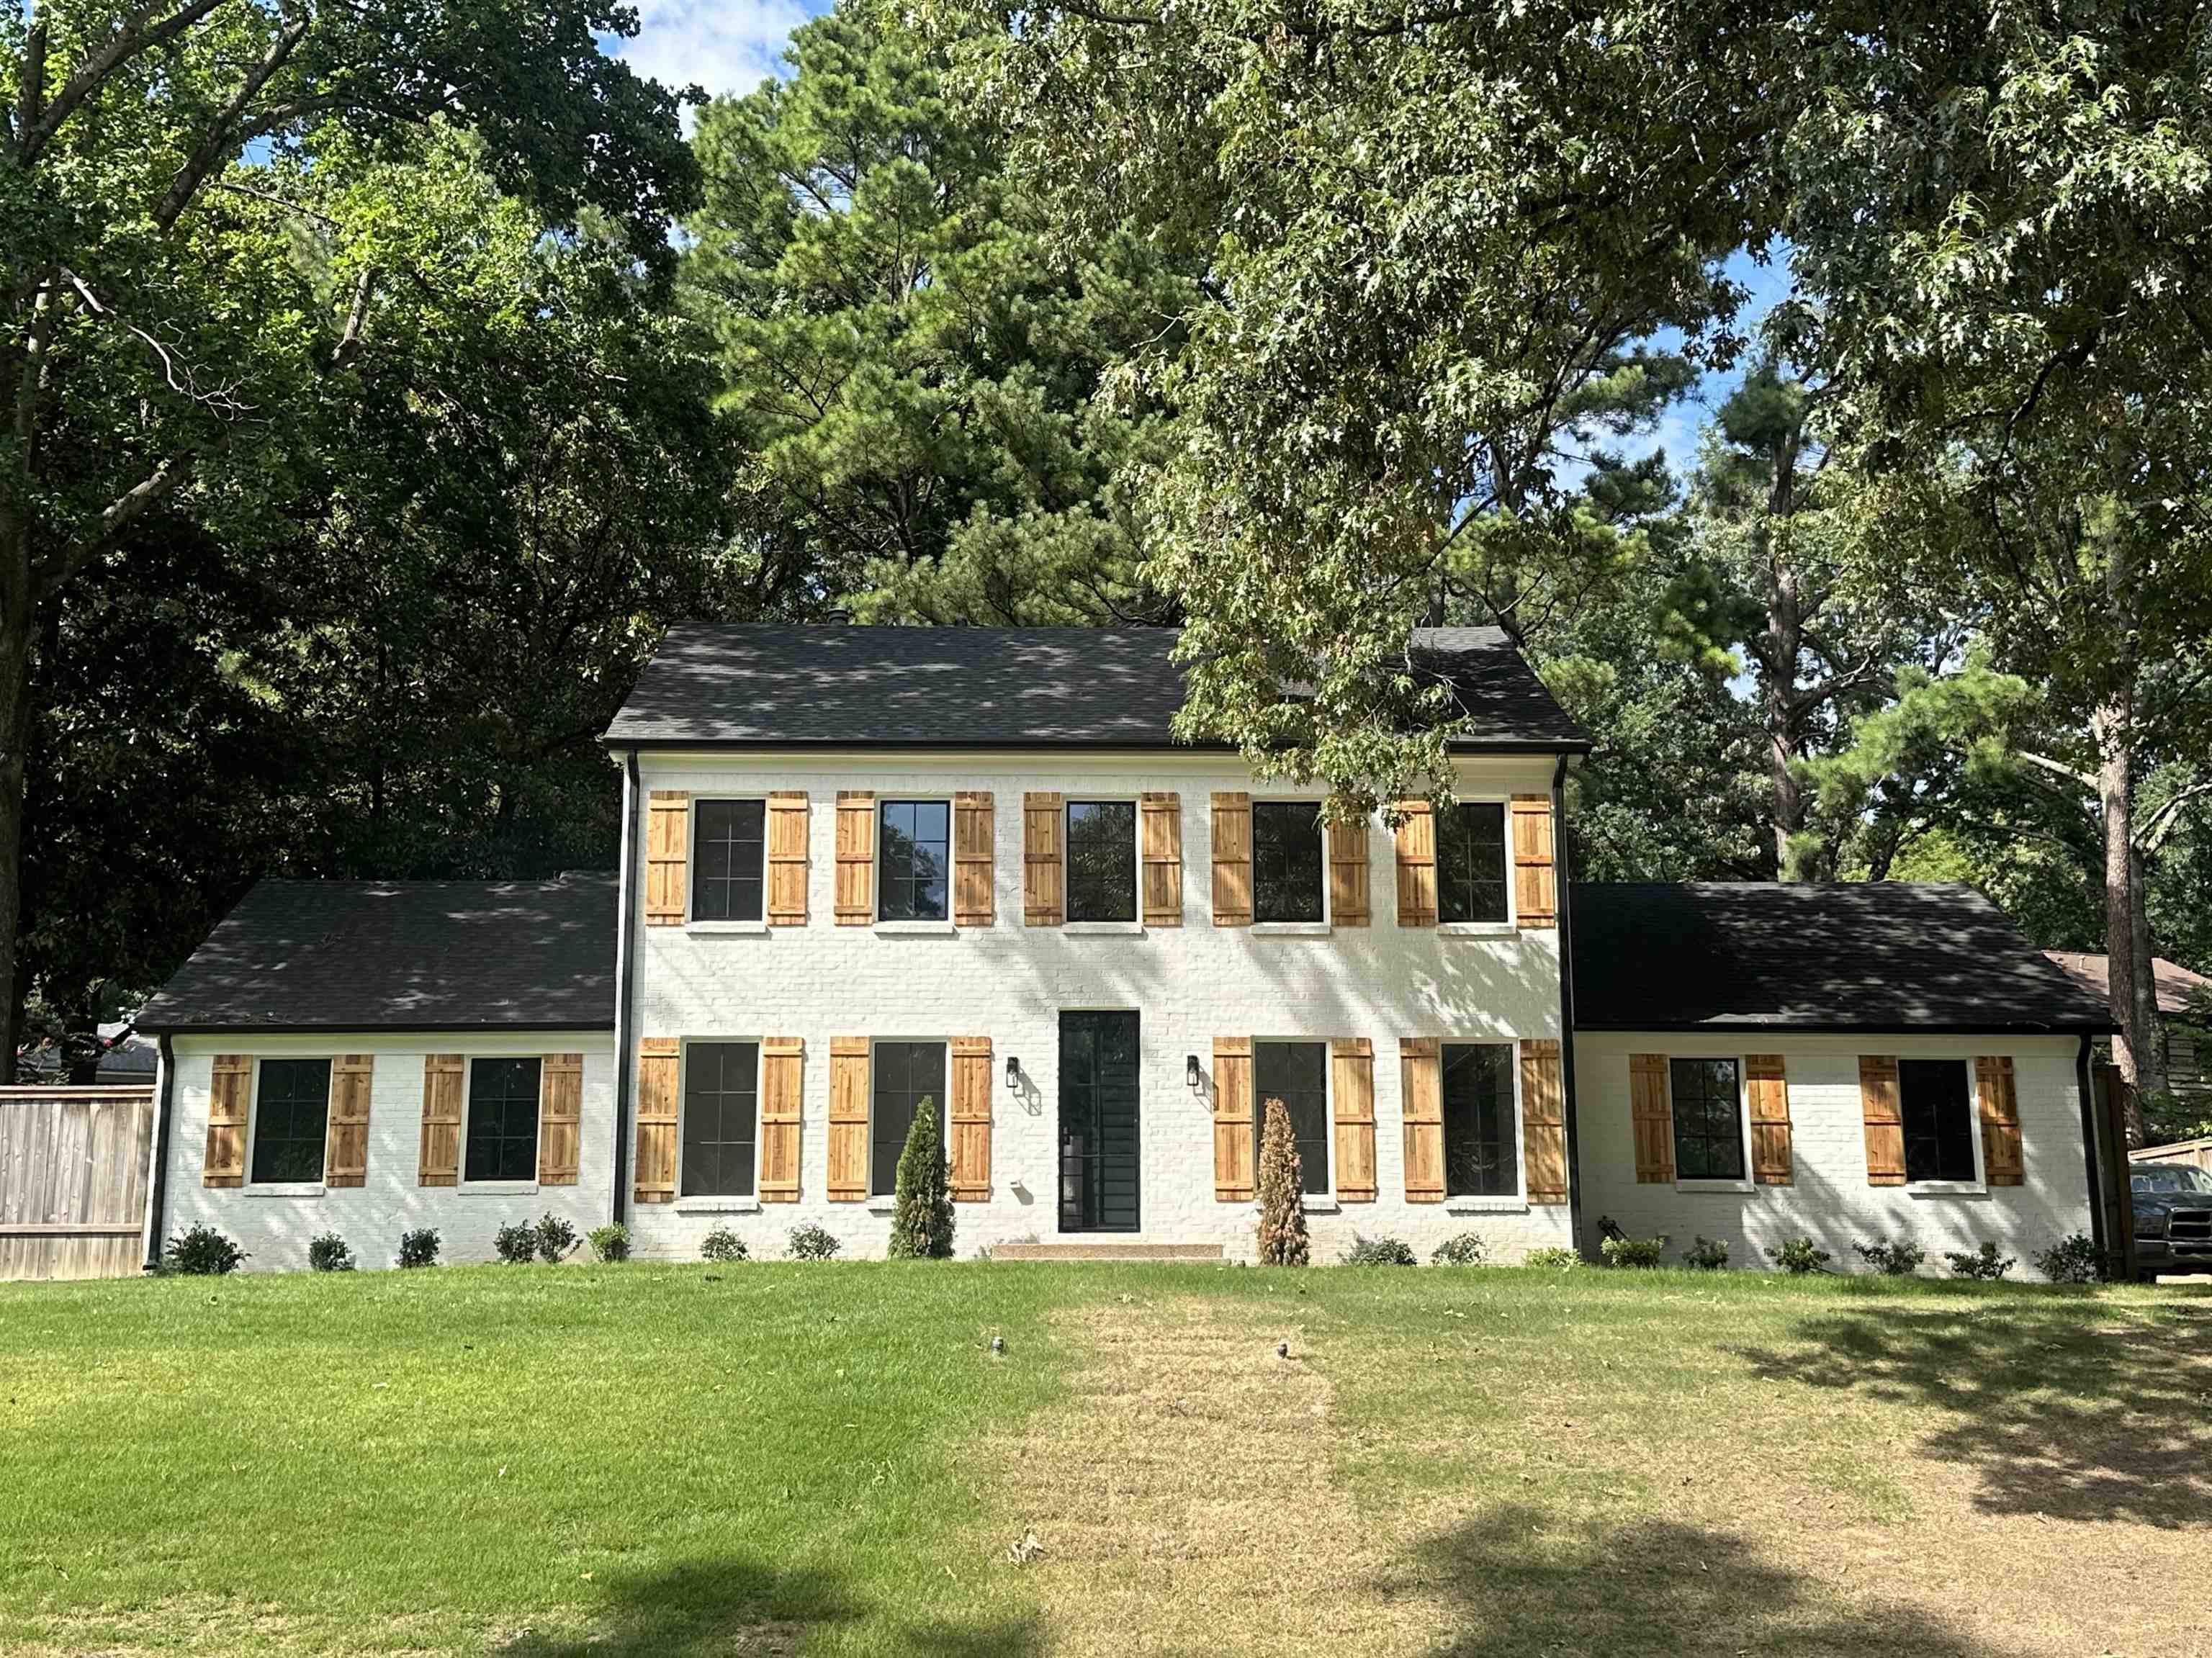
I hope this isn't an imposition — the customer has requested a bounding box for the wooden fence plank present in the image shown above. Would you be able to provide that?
[0,1086,156,1281]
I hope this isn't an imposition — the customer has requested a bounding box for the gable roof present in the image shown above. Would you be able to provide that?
[2044,952,2212,1020]
[603,624,1588,753]
[1570,882,2114,1033]
[135,875,616,1034]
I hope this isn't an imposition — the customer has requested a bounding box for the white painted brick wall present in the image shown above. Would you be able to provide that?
[161,1033,615,1271]
[1575,1032,2094,1278]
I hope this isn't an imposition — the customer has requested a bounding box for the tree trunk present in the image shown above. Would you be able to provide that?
[0,527,33,1087]
[1759,427,1806,879]
[2092,697,2162,1143]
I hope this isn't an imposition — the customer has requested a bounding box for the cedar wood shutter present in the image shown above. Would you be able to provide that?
[1400,1038,1444,1201]
[1331,1037,1377,1202]
[1394,801,1437,927]
[954,793,994,927]
[1858,1055,1905,1185]
[1745,1053,1794,1184]
[1510,794,1557,928]
[835,792,875,925]
[760,1037,803,1201]
[634,1039,679,1203]
[645,791,688,926]
[950,1036,993,1200]
[1976,1055,2025,1186]
[1210,793,1252,926]
[1213,1037,1255,1199]
[1023,793,1063,925]
[419,1055,463,1186]
[537,1053,583,1185]
[1629,1053,1673,1183]
[202,1054,250,1186]
[325,1054,374,1187]
[1520,1039,1568,1204]
[828,1038,870,1199]
[1329,817,1370,927]
[1140,792,1182,926]
[767,792,809,924]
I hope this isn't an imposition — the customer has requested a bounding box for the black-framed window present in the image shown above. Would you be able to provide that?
[1442,1043,1516,1197]
[1899,1059,1976,1183]
[692,798,765,922]
[464,1057,543,1184]
[1437,802,1509,924]
[683,1042,760,1198]
[1668,1058,1745,1181]
[1066,800,1137,922]
[1254,1040,1329,1194]
[250,1058,332,1184]
[871,1040,946,1197]
[878,800,950,922]
[1251,801,1325,923]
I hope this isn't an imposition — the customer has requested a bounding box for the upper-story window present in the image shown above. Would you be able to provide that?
[879,800,950,922]
[1066,800,1137,922]
[1251,801,1325,923]
[251,1058,332,1185]
[693,799,766,922]
[1437,802,1508,924]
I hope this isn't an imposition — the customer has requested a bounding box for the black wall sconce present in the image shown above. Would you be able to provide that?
[1185,1053,1202,1090]
[1005,1055,1022,1093]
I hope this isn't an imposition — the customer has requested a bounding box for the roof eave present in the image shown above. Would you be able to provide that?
[601,734,1594,756]
[1573,1017,2118,1035]
[135,1018,617,1037]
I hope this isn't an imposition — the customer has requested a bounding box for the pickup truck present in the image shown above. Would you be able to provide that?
[2131,1163,2212,1281]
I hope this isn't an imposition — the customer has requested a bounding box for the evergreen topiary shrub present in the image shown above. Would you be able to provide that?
[1431,1232,1486,1266]
[397,1228,440,1269]
[1682,1235,1729,1271]
[1255,1097,1310,1266]
[163,1224,246,1276]
[493,1222,536,1263]
[1766,1237,1830,1274]
[2034,1232,2103,1284]
[1853,1237,1926,1276]
[1944,1241,2014,1281]
[787,1223,840,1261]
[588,1223,631,1263]
[533,1213,579,1263]
[1341,1233,1416,1266]
[307,1233,355,1272]
[887,1095,955,1259]
[701,1225,750,1263]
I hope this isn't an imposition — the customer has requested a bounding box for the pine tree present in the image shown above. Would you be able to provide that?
[888,1098,956,1259]
[1255,1098,1309,1267]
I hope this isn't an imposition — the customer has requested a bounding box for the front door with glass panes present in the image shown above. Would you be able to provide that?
[1058,1011,1140,1231]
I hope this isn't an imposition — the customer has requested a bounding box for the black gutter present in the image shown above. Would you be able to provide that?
[1570,1021,2116,1037]
[133,1020,615,1037]
[2074,1032,2112,1272]
[610,749,641,1229]
[143,1034,175,1273]
[602,736,1596,757]
[1551,754,1585,1258]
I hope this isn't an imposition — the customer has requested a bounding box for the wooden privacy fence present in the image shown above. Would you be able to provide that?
[0,1085,154,1281]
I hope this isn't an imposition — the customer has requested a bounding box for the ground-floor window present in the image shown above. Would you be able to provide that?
[465,1057,543,1184]
[251,1058,332,1184]
[683,1042,760,1197]
[1668,1058,1745,1180]
[1899,1058,1976,1183]
[871,1040,945,1196]
[1442,1043,1516,1197]
[1254,1040,1330,1194]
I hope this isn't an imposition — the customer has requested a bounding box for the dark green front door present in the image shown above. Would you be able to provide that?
[1058,1011,1140,1232]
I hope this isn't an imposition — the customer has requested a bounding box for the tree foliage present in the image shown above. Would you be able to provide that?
[888,1095,954,1258]
[1255,1097,1308,1267]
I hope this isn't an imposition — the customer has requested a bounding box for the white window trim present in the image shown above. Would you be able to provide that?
[456,1054,546,1193]
[1664,1055,1757,1194]
[868,1036,952,1201]
[1437,1037,1527,1207]
[1252,1036,1336,1202]
[1901,1057,1989,1196]
[1248,797,1332,933]
[873,796,956,929]
[242,1054,333,1195]
[1063,796,1143,926]
[675,1038,768,1206]
[1434,795,1517,934]
[685,796,771,930]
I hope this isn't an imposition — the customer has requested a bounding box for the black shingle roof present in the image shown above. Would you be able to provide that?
[603,624,1588,752]
[135,875,616,1033]
[1570,883,2115,1032]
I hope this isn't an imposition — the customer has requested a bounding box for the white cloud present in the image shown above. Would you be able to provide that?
[616,0,822,104]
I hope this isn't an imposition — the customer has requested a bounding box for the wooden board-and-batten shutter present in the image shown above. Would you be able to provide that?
[1140,793,1182,927]
[1629,1053,1673,1184]
[1510,794,1557,928]
[950,1037,993,1201]
[1858,1055,1906,1186]
[835,792,875,926]
[759,1038,803,1202]
[325,1055,374,1187]
[1520,1039,1568,1204]
[1210,793,1252,926]
[1328,816,1370,927]
[767,792,809,926]
[633,1040,680,1203]
[419,1055,464,1186]
[202,1055,251,1186]
[1212,1037,1255,1200]
[828,1038,871,1200]
[1331,1038,1377,1202]
[1976,1055,2025,1186]
[1023,793,1063,927]
[1746,1054,1794,1185]
[1394,801,1437,927]
[1400,1038,1444,1202]
[646,790,689,926]
[537,1053,583,1186]
[954,793,995,928]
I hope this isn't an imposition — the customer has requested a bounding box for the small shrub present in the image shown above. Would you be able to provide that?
[163,1224,246,1276]
[1944,1240,2014,1281]
[1683,1235,1730,1271]
[1853,1237,1927,1276]
[1431,1232,1487,1267]
[887,1095,955,1259]
[493,1221,537,1264]
[2034,1232,2104,1284]
[786,1222,841,1261]
[1601,1235,1667,1269]
[307,1233,355,1273]
[1524,1246,1580,1270]
[1341,1233,1417,1266]
[1256,1098,1310,1266]
[397,1227,440,1269]
[701,1225,750,1263]
[588,1223,631,1263]
[1766,1237,1830,1275]
[534,1213,579,1264]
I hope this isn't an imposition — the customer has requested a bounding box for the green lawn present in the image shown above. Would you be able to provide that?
[2,1263,2207,1657]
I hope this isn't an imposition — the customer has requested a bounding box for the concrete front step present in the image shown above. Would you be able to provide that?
[992,1241,1225,1262]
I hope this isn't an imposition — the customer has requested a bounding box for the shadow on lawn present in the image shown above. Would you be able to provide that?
[1734,1291,2212,1528]
[1402,1505,1997,1657]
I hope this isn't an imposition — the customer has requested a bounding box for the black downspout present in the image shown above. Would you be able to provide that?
[2075,1031,2110,1273]
[610,750,641,1229]
[1552,754,1584,1258]
[143,1033,176,1272]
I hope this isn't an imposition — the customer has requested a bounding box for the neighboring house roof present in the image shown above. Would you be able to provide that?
[603,623,1590,753]
[135,874,616,1034]
[2044,952,2212,1021]
[1571,882,2116,1032]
